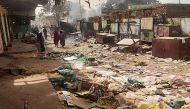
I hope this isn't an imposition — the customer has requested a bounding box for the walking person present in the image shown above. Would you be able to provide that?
[43,26,48,40]
[53,27,60,48]
[60,30,66,48]
[33,27,46,58]
[37,32,45,53]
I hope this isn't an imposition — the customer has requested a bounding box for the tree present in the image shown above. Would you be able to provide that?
[102,0,158,11]
[39,0,69,27]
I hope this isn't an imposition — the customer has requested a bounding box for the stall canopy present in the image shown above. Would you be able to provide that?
[0,0,48,18]
[127,4,190,18]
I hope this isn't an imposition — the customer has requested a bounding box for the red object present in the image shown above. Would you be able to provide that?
[152,37,190,59]
[54,30,60,46]
[60,32,65,47]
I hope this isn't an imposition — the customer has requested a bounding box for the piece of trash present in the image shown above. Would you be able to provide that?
[96,70,117,77]
[128,77,143,84]
[97,96,120,109]
[187,89,190,92]
[128,77,145,89]
[181,104,190,109]
[169,99,186,109]
[155,89,165,97]
[73,61,85,70]
[49,77,65,86]
[135,62,148,66]
[64,56,77,61]
[147,95,163,103]
[57,91,75,107]
[184,98,190,104]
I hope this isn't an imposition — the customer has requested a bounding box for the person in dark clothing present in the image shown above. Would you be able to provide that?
[53,28,60,48]
[37,32,45,52]
[43,27,48,40]
[15,33,18,39]
[33,27,45,52]
[60,30,65,48]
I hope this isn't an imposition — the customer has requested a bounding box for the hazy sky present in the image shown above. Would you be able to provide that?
[35,0,190,15]
[159,0,190,4]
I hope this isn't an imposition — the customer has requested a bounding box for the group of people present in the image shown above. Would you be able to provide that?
[31,25,66,58]
[53,28,66,48]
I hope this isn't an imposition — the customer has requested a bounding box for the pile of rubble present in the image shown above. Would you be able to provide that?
[46,49,190,109]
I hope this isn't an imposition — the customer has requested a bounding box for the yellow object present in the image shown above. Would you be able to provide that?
[138,103,166,109]
[181,104,190,109]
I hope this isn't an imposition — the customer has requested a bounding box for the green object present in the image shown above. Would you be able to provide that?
[169,99,186,109]
[57,69,75,76]
[57,69,76,82]
[49,77,65,86]
[77,54,89,64]
[64,64,72,69]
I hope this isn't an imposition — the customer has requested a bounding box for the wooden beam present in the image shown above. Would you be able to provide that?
[1,12,8,46]
[5,13,10,41]
[0,32,4,54]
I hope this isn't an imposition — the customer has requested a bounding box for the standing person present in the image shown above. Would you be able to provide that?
[37,32,45,52]
[50,25,54,39]
[53,28,60,47]
[43,26,48,40]
[60,30,65,48]
[33,27,45,51]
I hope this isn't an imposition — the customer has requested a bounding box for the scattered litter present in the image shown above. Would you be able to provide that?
[45,45,190,109]
[169,99,186,109]
[96,70,117,78]
[57,91,75,107]
[135,62,148,66]
[64,56,77,61]
[181,104,190,109]
[97,96,120,109]
[155,89,165,97]
[73,61,85,69]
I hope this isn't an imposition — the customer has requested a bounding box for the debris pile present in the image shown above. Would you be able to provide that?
[47,49,190,109]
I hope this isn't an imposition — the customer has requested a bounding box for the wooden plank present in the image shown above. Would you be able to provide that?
[57,91,75,107]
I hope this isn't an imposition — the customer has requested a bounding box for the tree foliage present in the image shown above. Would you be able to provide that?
[38,0,68,26]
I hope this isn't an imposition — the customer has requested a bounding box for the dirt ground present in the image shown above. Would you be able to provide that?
[0,74,63,109]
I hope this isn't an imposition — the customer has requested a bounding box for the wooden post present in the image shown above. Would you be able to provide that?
[5,13,10,41]
[0,12,8,46]
[0,32,4,54]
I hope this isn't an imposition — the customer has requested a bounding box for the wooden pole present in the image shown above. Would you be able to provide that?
[0,12,8,46]
[0,32,4,53]
[5,13,10,41]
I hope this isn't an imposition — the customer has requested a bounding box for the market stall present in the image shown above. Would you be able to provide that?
[128,4,190,42]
